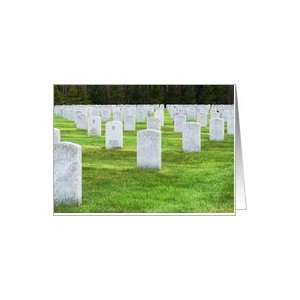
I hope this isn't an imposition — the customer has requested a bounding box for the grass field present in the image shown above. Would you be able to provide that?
[54,112,234,213]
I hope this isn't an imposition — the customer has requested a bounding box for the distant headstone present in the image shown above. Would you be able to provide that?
[88,116,101,136]
[54,142,82,205]
[223,109,234,123]
[75,112,88,130]
[210,111,220,119]
[156,108,165,126]
[136,108,147,122]
[227,117,234,135]
[124,115,136,131]
[187,109,197,121]
[209,118,224,141]
[137,129,161,169]
[113,110,122,122]
[147,117,161,131]
[101,109,111,122]
[105,121,123,149]
[174,114,186,132]
[196,112,208,127]
[182,122,201,152]
[88,107,99,117]
[54,128,61,144]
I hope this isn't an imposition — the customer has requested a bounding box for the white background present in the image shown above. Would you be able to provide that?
[1,0,299,299]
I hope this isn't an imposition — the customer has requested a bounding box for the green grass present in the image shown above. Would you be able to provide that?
[54,112,234,213]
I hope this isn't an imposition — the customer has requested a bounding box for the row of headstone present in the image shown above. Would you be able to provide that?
[55,110,233,156]
[55,104,233,120]
[54,104,165,125]
[55,104,234,136]
[172,111,233,141]
[53,128,161,207]
[53,118,231,206]
[53,105,234,206]
[54,109,233,167]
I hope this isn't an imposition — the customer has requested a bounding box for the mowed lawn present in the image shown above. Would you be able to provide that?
[54,112,234,213]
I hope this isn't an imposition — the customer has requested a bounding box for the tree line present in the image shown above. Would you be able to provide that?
[54,85,234,105]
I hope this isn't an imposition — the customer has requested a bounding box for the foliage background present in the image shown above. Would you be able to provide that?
[54,85,234,105]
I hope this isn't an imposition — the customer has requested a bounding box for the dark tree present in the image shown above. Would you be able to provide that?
[54,85,234,105]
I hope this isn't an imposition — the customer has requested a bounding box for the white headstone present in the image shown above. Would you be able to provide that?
[196,112,208,127]
[105,121,123,149]
[182,122,201,152]
[147,117,161,131]
[156,108,165,126]
[54,128,61,144]
[101,109,111,122]
[227,117,234,135]
[137,129,161,169]
[75,112,88,130]
[113,110,122,122]
[54,142,82,205]
[88,107,99,117]
[124,115,136,131]
[88,116,101,136]
[136,108,146,122]
[210,111,220,119]
[174,114,186,132]
[209,118,224,141]
[187,109,197,121]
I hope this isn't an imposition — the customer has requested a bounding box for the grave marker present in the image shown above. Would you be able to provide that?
[54,142,82,205]
[147,117,161,131]
[88,116,101,136]
[174,114,186,132]
[182,122,201,152]
[209,118,224,141]
[124,115,136,131]
[105,121,123,149]
[137,129,161,169]
[53,128,61,144]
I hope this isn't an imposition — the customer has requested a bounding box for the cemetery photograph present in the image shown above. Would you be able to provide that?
[53,85,235,214]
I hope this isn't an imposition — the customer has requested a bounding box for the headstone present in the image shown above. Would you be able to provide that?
[182,122,201,152]
[54,142,82,205]
[113,110,122,122]
[137,129,161,169]
[210,111,220,119]
[75,112,88,130]
[88,107,99,117]
[174,114,186,132]
[101,109,111,122]
[196,112,208,127]
[187,109,197,121]
[209,118,224,141]
[147,117,161,131]
[227,117,234,135]
[54,128,61,144]
[88,116,101,136]
[136,108,146,122]
[157,108,165,126]
[105,121,123,149]
[124,115,136,131]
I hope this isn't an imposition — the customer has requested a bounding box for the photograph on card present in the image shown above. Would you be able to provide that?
[53,85,235,214]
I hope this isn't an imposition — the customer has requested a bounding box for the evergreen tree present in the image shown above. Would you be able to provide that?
[54,85,234,105]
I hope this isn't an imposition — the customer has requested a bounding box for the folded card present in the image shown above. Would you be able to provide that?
[53,84,246,215]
